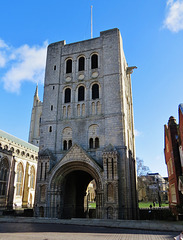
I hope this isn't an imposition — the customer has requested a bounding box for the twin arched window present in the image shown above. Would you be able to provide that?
[63,127,72,151]
[89,137,100,149]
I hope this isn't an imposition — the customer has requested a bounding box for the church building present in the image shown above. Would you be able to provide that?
[34,28,138,219]
[0,130,38,210]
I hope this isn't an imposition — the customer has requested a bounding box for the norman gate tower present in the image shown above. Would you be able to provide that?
[34,28,138,219]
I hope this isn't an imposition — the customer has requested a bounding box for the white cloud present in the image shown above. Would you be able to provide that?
[134,129,141,137]
[0,52,6,67]
[164,0,183,32]
[0,39,48,93]
[0,39,8,49]
[0,39,9,67]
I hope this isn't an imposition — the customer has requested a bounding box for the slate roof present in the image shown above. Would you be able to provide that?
[0,129,39,152]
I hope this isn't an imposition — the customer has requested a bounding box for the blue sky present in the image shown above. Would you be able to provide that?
[1,0,183,177]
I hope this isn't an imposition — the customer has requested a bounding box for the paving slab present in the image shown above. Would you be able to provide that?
[0,216,182,232]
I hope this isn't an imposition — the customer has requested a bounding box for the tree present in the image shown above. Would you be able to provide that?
[136,158,150,176]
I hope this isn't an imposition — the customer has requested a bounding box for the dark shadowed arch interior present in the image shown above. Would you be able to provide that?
[62,170,93,219]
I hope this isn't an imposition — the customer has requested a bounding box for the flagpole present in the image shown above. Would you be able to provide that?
[91,5,93,39]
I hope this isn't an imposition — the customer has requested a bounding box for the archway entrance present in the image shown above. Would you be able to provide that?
[48,146,104,219]
[62,170,95,218]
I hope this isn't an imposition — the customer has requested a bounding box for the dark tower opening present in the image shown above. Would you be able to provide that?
[62,170,94,219]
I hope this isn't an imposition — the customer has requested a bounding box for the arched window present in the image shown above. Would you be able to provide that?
[0,158,9,196]
[68,140,72,149]
[65,88,71,103]
[66,59,72,73]
[49,126,52,132]
[78,56,85,71]
[16,163,24,196]
[89,138,93,149]
[91,54,98,69]
[63,140,67,150]
[78,86,85,101]
[30,166,35,189]
[95,137,99,149]
[92,84,99,100]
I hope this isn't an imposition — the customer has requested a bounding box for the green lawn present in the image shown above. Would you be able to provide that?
[138,202,169,208]
[89,202,96,208]
[88,201,169,209]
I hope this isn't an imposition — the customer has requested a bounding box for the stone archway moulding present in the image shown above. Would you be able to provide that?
[49,144,103,190]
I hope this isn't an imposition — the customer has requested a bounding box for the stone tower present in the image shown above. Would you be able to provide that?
[34,28,138,219]
[29,85,42,147]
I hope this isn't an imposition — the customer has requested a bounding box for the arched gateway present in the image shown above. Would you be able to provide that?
[34,29,138,220]
[48,145,103,219]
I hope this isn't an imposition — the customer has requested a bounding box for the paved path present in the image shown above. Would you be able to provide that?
[0,222,180,240]
[0,217,182,232]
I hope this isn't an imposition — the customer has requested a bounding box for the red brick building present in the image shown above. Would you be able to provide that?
[164,104,183,218]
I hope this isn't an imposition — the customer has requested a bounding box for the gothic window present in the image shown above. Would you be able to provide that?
[78,56,85,71]
[68,140,72,149]
[63,140,67,150]
[91,54,98,69]
[78,86,85,101]
[16,163,24,196]
[92,84,99,100]
[54,65,56,70]
[0,158,9,196]
[95,137,99,149]
[51,105,53,111]
[65,88,71,103]
[30,166,35,189]
[89,138,93,149]
[66,59,72,73]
